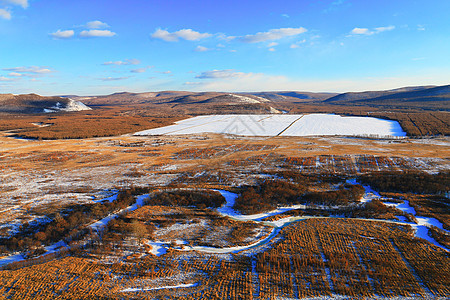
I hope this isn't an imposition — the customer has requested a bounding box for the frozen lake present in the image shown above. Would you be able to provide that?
[134,114,406,137]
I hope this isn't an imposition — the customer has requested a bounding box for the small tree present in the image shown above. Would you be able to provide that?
[129,220,148,246]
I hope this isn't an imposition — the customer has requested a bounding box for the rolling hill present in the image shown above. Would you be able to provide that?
[0,94,91,114]
[324,85,449,110]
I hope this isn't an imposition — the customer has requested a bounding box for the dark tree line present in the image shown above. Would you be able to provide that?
[145,190,225,209]
[233,180,308,214]
[233,180,365,215]
[358,171,449,195]
[302,184,365,206]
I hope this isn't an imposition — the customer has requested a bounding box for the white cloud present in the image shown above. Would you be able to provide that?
[195,69,245,79]
[290,39,306,49]
[0,76,16,81]
[0,8,10,19]
[102,59,140,66]
[100,77,129,81]
[375,25,395,33]
[239,27,307,43]
[267,42,278,47]
[186,70,450,93]
[85,20,109,29]
[417,25,425,31]
[80,29,116,38]
[350,26,395,36]
[268,48,276,52]
[351,27,371,35]
[2,0,28,8]
[281,14,289,18]
[151,28,212,42]
[195,45,211,52]
[8,72,22,77]
[50,29,75,39]
[130,68,148,73]
[3,66,53,74]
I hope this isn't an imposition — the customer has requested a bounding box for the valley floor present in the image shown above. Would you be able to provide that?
[0,132,448,299]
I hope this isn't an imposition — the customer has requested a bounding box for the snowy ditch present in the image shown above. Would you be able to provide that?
[1,183,447,268]
[180,187,449,254]
[0,193,148,268]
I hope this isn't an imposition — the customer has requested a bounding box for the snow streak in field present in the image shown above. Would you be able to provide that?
[134,114,406,137]
[121,283,197,292]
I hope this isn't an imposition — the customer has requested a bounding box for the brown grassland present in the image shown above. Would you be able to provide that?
[0,219,448,299]
[0,108,449,299]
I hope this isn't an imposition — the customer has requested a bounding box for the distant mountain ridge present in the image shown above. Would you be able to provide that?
[2,84,449,114]
[324,85,449,110]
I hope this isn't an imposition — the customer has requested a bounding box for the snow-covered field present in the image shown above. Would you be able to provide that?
[134,114,406,137]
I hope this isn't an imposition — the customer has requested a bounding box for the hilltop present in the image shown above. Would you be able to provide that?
[0,93,91,114]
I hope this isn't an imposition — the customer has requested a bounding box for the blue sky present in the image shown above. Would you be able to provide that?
[0,0,449,95]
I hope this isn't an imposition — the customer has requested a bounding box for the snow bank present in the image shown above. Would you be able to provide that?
[134,114,406,137]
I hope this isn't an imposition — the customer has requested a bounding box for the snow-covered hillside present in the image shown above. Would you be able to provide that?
[44,99,92,113]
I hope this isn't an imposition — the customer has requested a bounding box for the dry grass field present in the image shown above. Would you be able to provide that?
[0,123,449,299]
[0,219,448,299]
[0,131,448,235]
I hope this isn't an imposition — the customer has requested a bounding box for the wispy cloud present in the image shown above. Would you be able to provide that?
[0,8,10,19]
[85,20,109,29]
[0,76,17,81]
[187,70,448,93]
[290,39,306,49]
[130,68,147,73]
[0,0,28,20]
[8,72,23,77]
[50,29,75,39]
[151,28,212,42]
[50,20,114,39]
[349,25,395,36]
[375,26,395,33]
[195,45,211,52]
[195,69,244,79]
[130,66,153,73]
[323,0,349,13]
[102,59,140,66]
[351,27,371,35]
[238,27,307,43]
[80,29,116,38]
[417,25,425,31]
[3,66,53,75]
[2,0,28,8]
[100,76,130,81]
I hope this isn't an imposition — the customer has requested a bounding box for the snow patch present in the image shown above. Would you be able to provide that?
[121,283,197,292]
